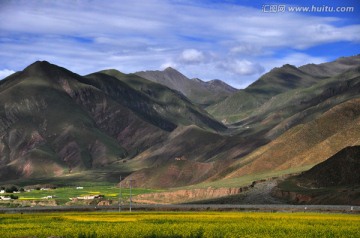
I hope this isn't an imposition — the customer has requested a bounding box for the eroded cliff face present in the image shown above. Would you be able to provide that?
[133,186,253,204]
[271,188,313,204]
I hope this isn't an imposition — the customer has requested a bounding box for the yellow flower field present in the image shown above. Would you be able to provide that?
[0,212,359,237]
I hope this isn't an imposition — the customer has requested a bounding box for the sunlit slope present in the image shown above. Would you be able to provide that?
[225,98,360,179]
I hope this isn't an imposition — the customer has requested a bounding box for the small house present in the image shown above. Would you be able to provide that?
[0,196,11,200]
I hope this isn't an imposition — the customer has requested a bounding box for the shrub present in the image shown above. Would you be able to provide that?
[5,186,18,193]
[10,194,18,199]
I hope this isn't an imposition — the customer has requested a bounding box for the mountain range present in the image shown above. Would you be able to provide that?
[135,67,237,107]
[1,55,360,201]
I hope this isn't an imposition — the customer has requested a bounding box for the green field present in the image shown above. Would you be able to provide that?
[0,212,359,238]
[0,184,159,206]
[22,186,155,203]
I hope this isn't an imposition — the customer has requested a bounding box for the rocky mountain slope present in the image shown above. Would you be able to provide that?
[135,67,238,107]
[0,61,225,180]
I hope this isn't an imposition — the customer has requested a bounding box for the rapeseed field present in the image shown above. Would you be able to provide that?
[0,212,359,237]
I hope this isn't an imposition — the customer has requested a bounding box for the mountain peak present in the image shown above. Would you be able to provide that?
[208,79,238,92]
[191,78,204,83]
[33,60,51,66]
[22,60,77,80]
[24,60,58,73]
[164,66,177,72]
[135,68,237,105]
[163,67,184,76]
[281,64,297,69]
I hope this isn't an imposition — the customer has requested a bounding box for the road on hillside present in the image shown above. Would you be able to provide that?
[0,204,359,213]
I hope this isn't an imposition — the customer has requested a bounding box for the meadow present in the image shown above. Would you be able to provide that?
[17,185,157,204]
[0,211,359,238]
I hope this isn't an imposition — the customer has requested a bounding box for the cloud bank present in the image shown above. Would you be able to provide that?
[0,0,359,88]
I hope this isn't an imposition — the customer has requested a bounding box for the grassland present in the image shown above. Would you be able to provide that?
[0,212,359,237]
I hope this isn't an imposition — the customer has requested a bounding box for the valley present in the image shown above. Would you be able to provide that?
[1,55,360,206]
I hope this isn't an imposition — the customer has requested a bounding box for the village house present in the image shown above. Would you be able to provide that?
[42,195,56,199]
[71,194,104,200]
[0,196,11,200]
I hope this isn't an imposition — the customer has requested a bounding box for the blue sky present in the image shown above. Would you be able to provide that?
[0,0,359,88]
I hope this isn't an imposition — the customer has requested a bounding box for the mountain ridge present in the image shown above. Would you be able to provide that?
[208,54,360,123]
[135,67,238,106]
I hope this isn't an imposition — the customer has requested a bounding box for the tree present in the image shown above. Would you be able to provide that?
[5,185,18,193]
[10,194,18,199]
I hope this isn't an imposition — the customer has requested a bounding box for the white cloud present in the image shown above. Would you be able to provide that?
[230,44,263,56]
[0,0,359,88]
[0,69,15,80]
[220,59,265,76]
[179,49,205,64]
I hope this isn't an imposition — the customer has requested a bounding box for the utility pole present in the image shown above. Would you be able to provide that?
[118,176,122,212]
[129,179,135,212]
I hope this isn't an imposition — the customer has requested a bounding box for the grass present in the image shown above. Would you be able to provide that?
[0,211,359,237]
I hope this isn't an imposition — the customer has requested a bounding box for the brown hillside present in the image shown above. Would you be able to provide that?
[225,98,360,179]
[298,146,360,187]
[121,125,237,188]
[273,146,360,205]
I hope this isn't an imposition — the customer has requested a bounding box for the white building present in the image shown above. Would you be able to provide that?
[42,195,56,199]
[0,196,11,200]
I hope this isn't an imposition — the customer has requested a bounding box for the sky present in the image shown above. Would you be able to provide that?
[0,0,359,88]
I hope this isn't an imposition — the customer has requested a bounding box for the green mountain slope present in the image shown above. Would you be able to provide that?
[0,61,129,179]
[208,55,360,123]
[0,61,226,181]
